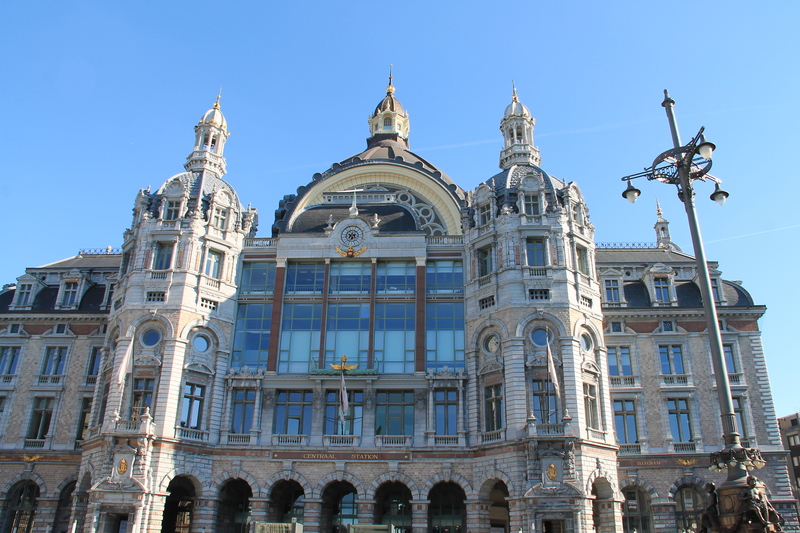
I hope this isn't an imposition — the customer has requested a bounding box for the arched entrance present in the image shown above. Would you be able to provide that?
[217,479,253,533]
[2,481,40,533]
[374,481,412,533]
[321,481,358,533]
[52,481,76,533]
[674,485,705,533]
[161,476,196,533]
[270,480,305,524]
[591,477,615,533]
[428,482,465,533]
[622,486,652,533]
[488,481,509,533]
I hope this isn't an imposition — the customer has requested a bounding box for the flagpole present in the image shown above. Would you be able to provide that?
[330,354,357,436]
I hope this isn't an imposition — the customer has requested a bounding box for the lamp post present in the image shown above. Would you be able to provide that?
[621,91,773,530]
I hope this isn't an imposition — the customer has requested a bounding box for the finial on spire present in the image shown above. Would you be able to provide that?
[387,64,395,94]
[214,87,222,109]
[512,80,518,102]
[656,198,663,217]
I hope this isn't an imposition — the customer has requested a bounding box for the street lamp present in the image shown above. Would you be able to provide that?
[620,91,773,530]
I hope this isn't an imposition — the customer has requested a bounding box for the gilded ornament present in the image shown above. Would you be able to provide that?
[546,463,558,480]
[117,458,128,474]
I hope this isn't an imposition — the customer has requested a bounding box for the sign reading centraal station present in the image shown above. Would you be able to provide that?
[272,451,410,461]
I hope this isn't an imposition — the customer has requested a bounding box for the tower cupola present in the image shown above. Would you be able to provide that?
[185,96,230,176]
[655,201,681,251]
[499,85,541,169]
[367,70,410,147]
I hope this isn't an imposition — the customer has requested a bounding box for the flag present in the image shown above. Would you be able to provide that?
[547,342,561,400]
[116,333,135,387]
[339,370,349,429]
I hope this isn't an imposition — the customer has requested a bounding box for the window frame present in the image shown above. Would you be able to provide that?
[274,390,314,435]
[181,383,205,430]
[667,398,693,443]
[375,391,415,436]
[484,384,504,433]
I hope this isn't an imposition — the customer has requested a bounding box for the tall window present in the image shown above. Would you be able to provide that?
[231,389,256,434]
[659,345,685,375]
[325,390,362,436]
[425,302,465,370]
[733,397,748,439]
[608,346,632,376]
[584,383,599,429]
[383,117,392,129]
[524,194,540,216]
[614,400,638,444]
[42,347,67,376]
[531,379,557,424]
[605,279,620,302]
[576,246,590,276]
[17,284,33,306]
[622,487,652,533]
[325,303,369,368]
[526,238,545,267]
[274,391,313,435]
[278,303,322,373]
[153,242,174,270]
[0,347,21,375]
[164,201,181,220]
[668,398,692,442]
[76,397,92,441]
[653,277,670,302]
[86,347,102,379]
[205,250,222,278]
[28,397,54,439]
[212,208,228,230]
[62,283,78,306]
[477,247,493,277]
[484,384,504,432]
[374,303,415,373]
[478,204,492,226]
[711,279,721,301]
[723,344,737,373]
[376,261,415,293]
[285,262,325,294]
[674,486,704,533]
[233,303,272,369]
[181,384,205,430]
[375,391,414,436]
[3,482,40,533]
[329,262,371,294]
[426,260,463,293]
[435,390,459,435]
[131,378,155,419]
[239,262,276,294]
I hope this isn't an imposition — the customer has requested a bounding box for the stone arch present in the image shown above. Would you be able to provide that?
[476,470,515,499]
[586,469,619,500]
[51,475,79,499]
[668,475,707,501]
[366,472,421,501]
[423,472,473,499]
[0,471,46,499]
[264,471,313,499]
[158,469,207,496]
[470,318,511,346]
[316,471,365,500]
[516,311,567,339]
[126,312,175,340]
[212,471,263,498]
[619,476,659,502]
[179,318,229,352]
[573,318,604,349]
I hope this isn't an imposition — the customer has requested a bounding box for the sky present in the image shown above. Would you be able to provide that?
[2,1,798,416]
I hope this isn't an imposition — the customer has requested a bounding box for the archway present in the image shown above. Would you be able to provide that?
[674,485,705,533]
[161,476,196,533]
[374,481,412,533]
[2,481,40,533]
[52,481,76,533]
[488,481,509,533]
[216,479,253,533]
[591,477,615,533]
[428,482,465,533]
[270,480,305,524]
[622,486,652,533]
[321,481,358,533]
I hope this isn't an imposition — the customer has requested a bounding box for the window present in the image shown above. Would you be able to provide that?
[614,400,638,444]
[654,277,670,302]
[375,391,414,435]
[484,384,504,432]
[608,347,632,376]
[329,262,371,294]
[478,204,492,226]
[711,279,721,301]
[17,284,32,306]
[131,378,155,419]
[584,383,599,429]
[86,347,102,379]
[477,247,493,277]
[0,347,21,375]
[426,261,463,293]
[4,482,40,533]
[230,388,256,434]
[531,379,557,424]
[524,194,540,216]
[789,434,800,447]
[239,262,276,294]
[576,246,590,276]
[9,324,20,334]
[425,302,465,370]
[622,487,652,533]
[793,456,799,467]
[28,397,54,439]
[526,238,545,267]
[285,262,325,294]
[274,391,313,435]
[674,486,704,533]
[529,289,549,300]
[326,303,370,368]
[232,303,271,368]
[668,398,693,442]
[723,344,737,373]
[278,303,322,373]
[62,283,78,306]
[153,242,174,270]
[42,347,67,376]
[0,397,5,420]
[611,321,623,333]
[662,320,674,332]
[374,302,415,373]
[146,291,165,302]
[325,390,362,436]
[76,398,92,441]
[605,280,620,302]
[659,345,685,375]
[181,384,205,430]
[376,261,415,293]
[383,117,392,129]
[733,397,747,439]
[478,296,495,310]
[200,298,218,311]
[435,390,459,436]
[212,208,228,229]
[205,250,222,279]
[55,324,67,334]
[164,201,181,220]
[572,204,584,225]
[142,329,161,346]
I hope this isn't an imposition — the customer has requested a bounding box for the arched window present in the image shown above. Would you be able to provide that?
[383,117,392,129]
[270,480,305,524]
[322,481,357,533]
[622,486,652,533]
[675,485,705,532]
[161,476,196,533]
[375,482,412,533]
[216,479,252,533]
[428,482,465,533]
[2,481,40,533]
[52,481,75,533]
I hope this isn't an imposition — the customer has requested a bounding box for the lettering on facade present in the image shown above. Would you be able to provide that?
[272,451,408,461]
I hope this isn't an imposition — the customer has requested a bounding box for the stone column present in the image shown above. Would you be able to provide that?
[302,498,323,533]
[357,501,375,524]
[191,498,219,533]
[465,498,490,533]
[249,498,270,525]
[410,499,429,533]
[32,497,58,533]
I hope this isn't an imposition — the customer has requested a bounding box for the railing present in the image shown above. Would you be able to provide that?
[177,427,209,441]
[480,429,504,443]
[618,443,642,454]
[207,227,226,240]
[84,375,98,386]
[227,433,252,445]
[728,373,744,385]
[75,440,84,450]
[115,420,141,432]
[434,435,459,446]
[524,266,548,277]
[426,236,464,245]
[587,428,606,441]
[204,277,221,290]
[661,374,690,386]
[273,434,306,446]
[477,275,492,287]
[150,270,169,280]
[79,247,122,255]
[36,375,63,385]
[596,242,659,249]
[673,442,697,452]
[324,435,359,447]
[24,439,45,449]
[375,435,412,448]
[0,374,16,384]
[536,424,565,436]
[158,221,179,230]
[610,376,639,387]
[243,238,277,247]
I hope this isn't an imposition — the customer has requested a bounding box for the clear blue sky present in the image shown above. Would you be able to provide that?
[2,2,798,415]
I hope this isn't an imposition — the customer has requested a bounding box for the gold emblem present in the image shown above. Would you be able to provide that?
[117,458,128,474]
[335,245,366,258]
[677,458,698,466]
[22,454,42,463]
[547,463,558,480]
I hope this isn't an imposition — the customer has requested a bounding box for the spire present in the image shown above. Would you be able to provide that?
[185,97,230,176]
[368,71,410,147]
[387,64,395,94]
[512,80,518,102]
[499,85,541,169]
[654,202,681,251]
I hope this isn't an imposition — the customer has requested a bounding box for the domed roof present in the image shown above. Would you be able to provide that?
[200,98,228,130]
[373,78,406,116]
[504,91,530,118]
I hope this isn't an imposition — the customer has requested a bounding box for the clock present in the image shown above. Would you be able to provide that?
[341,225,365,247]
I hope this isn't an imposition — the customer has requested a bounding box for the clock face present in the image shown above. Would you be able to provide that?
[341,225,364,246]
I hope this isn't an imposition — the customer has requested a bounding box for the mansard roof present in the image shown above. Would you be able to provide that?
[37,254,122,270]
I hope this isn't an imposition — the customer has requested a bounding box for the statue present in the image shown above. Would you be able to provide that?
[739,476,784,532]
[697,483,718,533]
